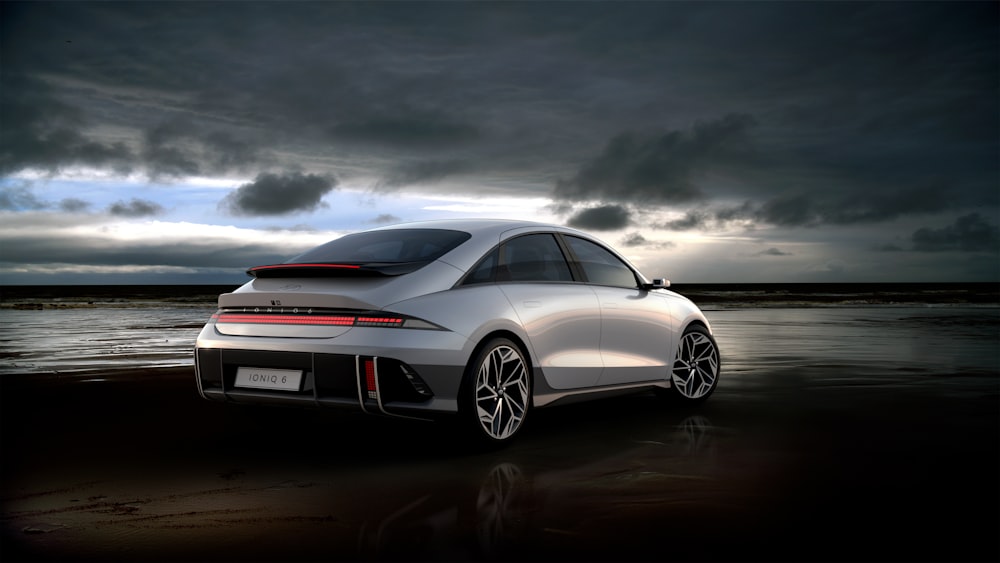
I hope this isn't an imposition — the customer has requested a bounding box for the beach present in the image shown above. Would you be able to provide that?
[1,289,998,562]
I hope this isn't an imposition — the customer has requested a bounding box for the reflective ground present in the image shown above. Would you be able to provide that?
[2,307,998,562]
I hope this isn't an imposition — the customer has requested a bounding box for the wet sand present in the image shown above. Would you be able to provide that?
[2,308,998,562]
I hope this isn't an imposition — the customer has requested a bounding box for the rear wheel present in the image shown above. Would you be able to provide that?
[461,338,532,446]
[659,324,719,404]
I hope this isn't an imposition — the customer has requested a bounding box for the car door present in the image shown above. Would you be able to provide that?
[562,235,675,385]
[495,233,603,390]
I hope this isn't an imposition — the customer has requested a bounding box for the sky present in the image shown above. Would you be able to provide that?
[1,1,998,285]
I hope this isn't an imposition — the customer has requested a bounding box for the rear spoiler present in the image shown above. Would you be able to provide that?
[247,261,430,278]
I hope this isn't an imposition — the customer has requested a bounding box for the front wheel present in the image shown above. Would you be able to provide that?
[460,338,532,446]
[658,324,720,404]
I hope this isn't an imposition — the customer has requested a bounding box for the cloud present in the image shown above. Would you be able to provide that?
[911,213,1000,252]
[620,232,675,250]
[0,74,135,176]
[755,247,793,257]
[59,198,91,213]
[660,210,712,231]
[0,215,330,270]
[0,2,997,282]
[219,172,338,216]
[370,213,401,225]
[567,205,631,231]
[142,119,272,179]
[553,114,757,205]
[376,160,472,190]
[0,184,93,213]
[330,115,480,149]
[108,198,164,218]
[621,232,648,247]
[0,184,48,211]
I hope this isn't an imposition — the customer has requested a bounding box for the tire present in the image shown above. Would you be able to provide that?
[658,324,720,404]
[460,337,532,446]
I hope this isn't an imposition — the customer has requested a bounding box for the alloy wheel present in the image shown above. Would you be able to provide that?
[671,330,719,400]
[475,344,530,441]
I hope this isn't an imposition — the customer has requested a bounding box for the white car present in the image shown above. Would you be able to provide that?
[194,219,719,446]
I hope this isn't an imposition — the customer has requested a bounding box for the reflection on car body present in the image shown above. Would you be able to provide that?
[194,219,720,445]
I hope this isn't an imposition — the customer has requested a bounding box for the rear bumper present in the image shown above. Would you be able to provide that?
[196,347,462,419]
[194,325,467,419]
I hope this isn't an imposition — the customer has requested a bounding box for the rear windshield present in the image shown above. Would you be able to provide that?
[288,229,471,264]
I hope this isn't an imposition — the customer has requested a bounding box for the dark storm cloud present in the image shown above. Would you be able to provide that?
[329,115,480,149]
[752,185,950,228]
[2,1,996,205]
[142,119,273,179]
[567,205,631,231]
[376,160,473,191]
[0,74,134,176]
[219,172,337,216]
[554,114,756,205]
[1,1,998,282]
[108,198,164,218]
[912,214,1000,253]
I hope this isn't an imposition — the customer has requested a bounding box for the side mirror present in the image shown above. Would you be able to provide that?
[642,278,670,290]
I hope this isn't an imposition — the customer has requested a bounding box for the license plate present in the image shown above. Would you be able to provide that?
[234,367,303,391]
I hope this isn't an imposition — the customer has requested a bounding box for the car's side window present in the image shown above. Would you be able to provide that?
[462,248,499,285]
[564,236,639,288]
[501,234,573,282]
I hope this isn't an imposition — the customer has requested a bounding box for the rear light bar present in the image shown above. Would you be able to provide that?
[250,263,361,273]
[210,311,438,329]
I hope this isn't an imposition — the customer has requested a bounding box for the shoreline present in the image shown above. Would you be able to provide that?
[2,282,997,310]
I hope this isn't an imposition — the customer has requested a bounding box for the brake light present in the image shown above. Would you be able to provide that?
[211,313,355,326]
[250,263,361,273]
[354,317,404,327]
[364,359,377,399]
[212,312,410,328]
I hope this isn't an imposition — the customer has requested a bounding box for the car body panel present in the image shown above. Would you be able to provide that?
[497,282,603,389]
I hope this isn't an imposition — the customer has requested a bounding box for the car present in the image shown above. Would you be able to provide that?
[194,219,720,446]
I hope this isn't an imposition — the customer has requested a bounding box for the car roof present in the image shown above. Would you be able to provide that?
[368,218,586,239]
[365,218,644,280]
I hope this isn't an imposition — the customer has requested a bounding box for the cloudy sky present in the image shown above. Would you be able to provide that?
[1,1,997,285]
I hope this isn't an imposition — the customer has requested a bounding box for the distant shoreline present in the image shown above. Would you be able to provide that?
[1,282,997,308]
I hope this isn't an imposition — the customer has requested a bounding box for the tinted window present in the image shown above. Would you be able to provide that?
[463,248,499,285]
[565,236,638,288]
[289,229,471,264]
[501,234,573,282]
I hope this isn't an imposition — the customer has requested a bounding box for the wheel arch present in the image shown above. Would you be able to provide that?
[456,329,535,406]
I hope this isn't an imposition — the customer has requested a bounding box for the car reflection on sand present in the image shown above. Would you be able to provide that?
[355,414,719,560]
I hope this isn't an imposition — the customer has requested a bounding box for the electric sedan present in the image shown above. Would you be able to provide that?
[194,219,720,446]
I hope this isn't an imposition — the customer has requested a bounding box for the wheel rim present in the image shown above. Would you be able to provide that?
[475,345,529,440]
[671,331,718,399]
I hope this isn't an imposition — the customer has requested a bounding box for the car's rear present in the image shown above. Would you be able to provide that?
[194,226,487,420]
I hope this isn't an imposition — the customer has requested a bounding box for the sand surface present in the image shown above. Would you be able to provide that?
[2,307,997,562]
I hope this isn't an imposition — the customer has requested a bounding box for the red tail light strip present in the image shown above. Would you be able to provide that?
[212,313,354,326]
[212,313,404,327]
[250,263,361,272]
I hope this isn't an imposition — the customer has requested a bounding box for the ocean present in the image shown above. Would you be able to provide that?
[1,283,997,377]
